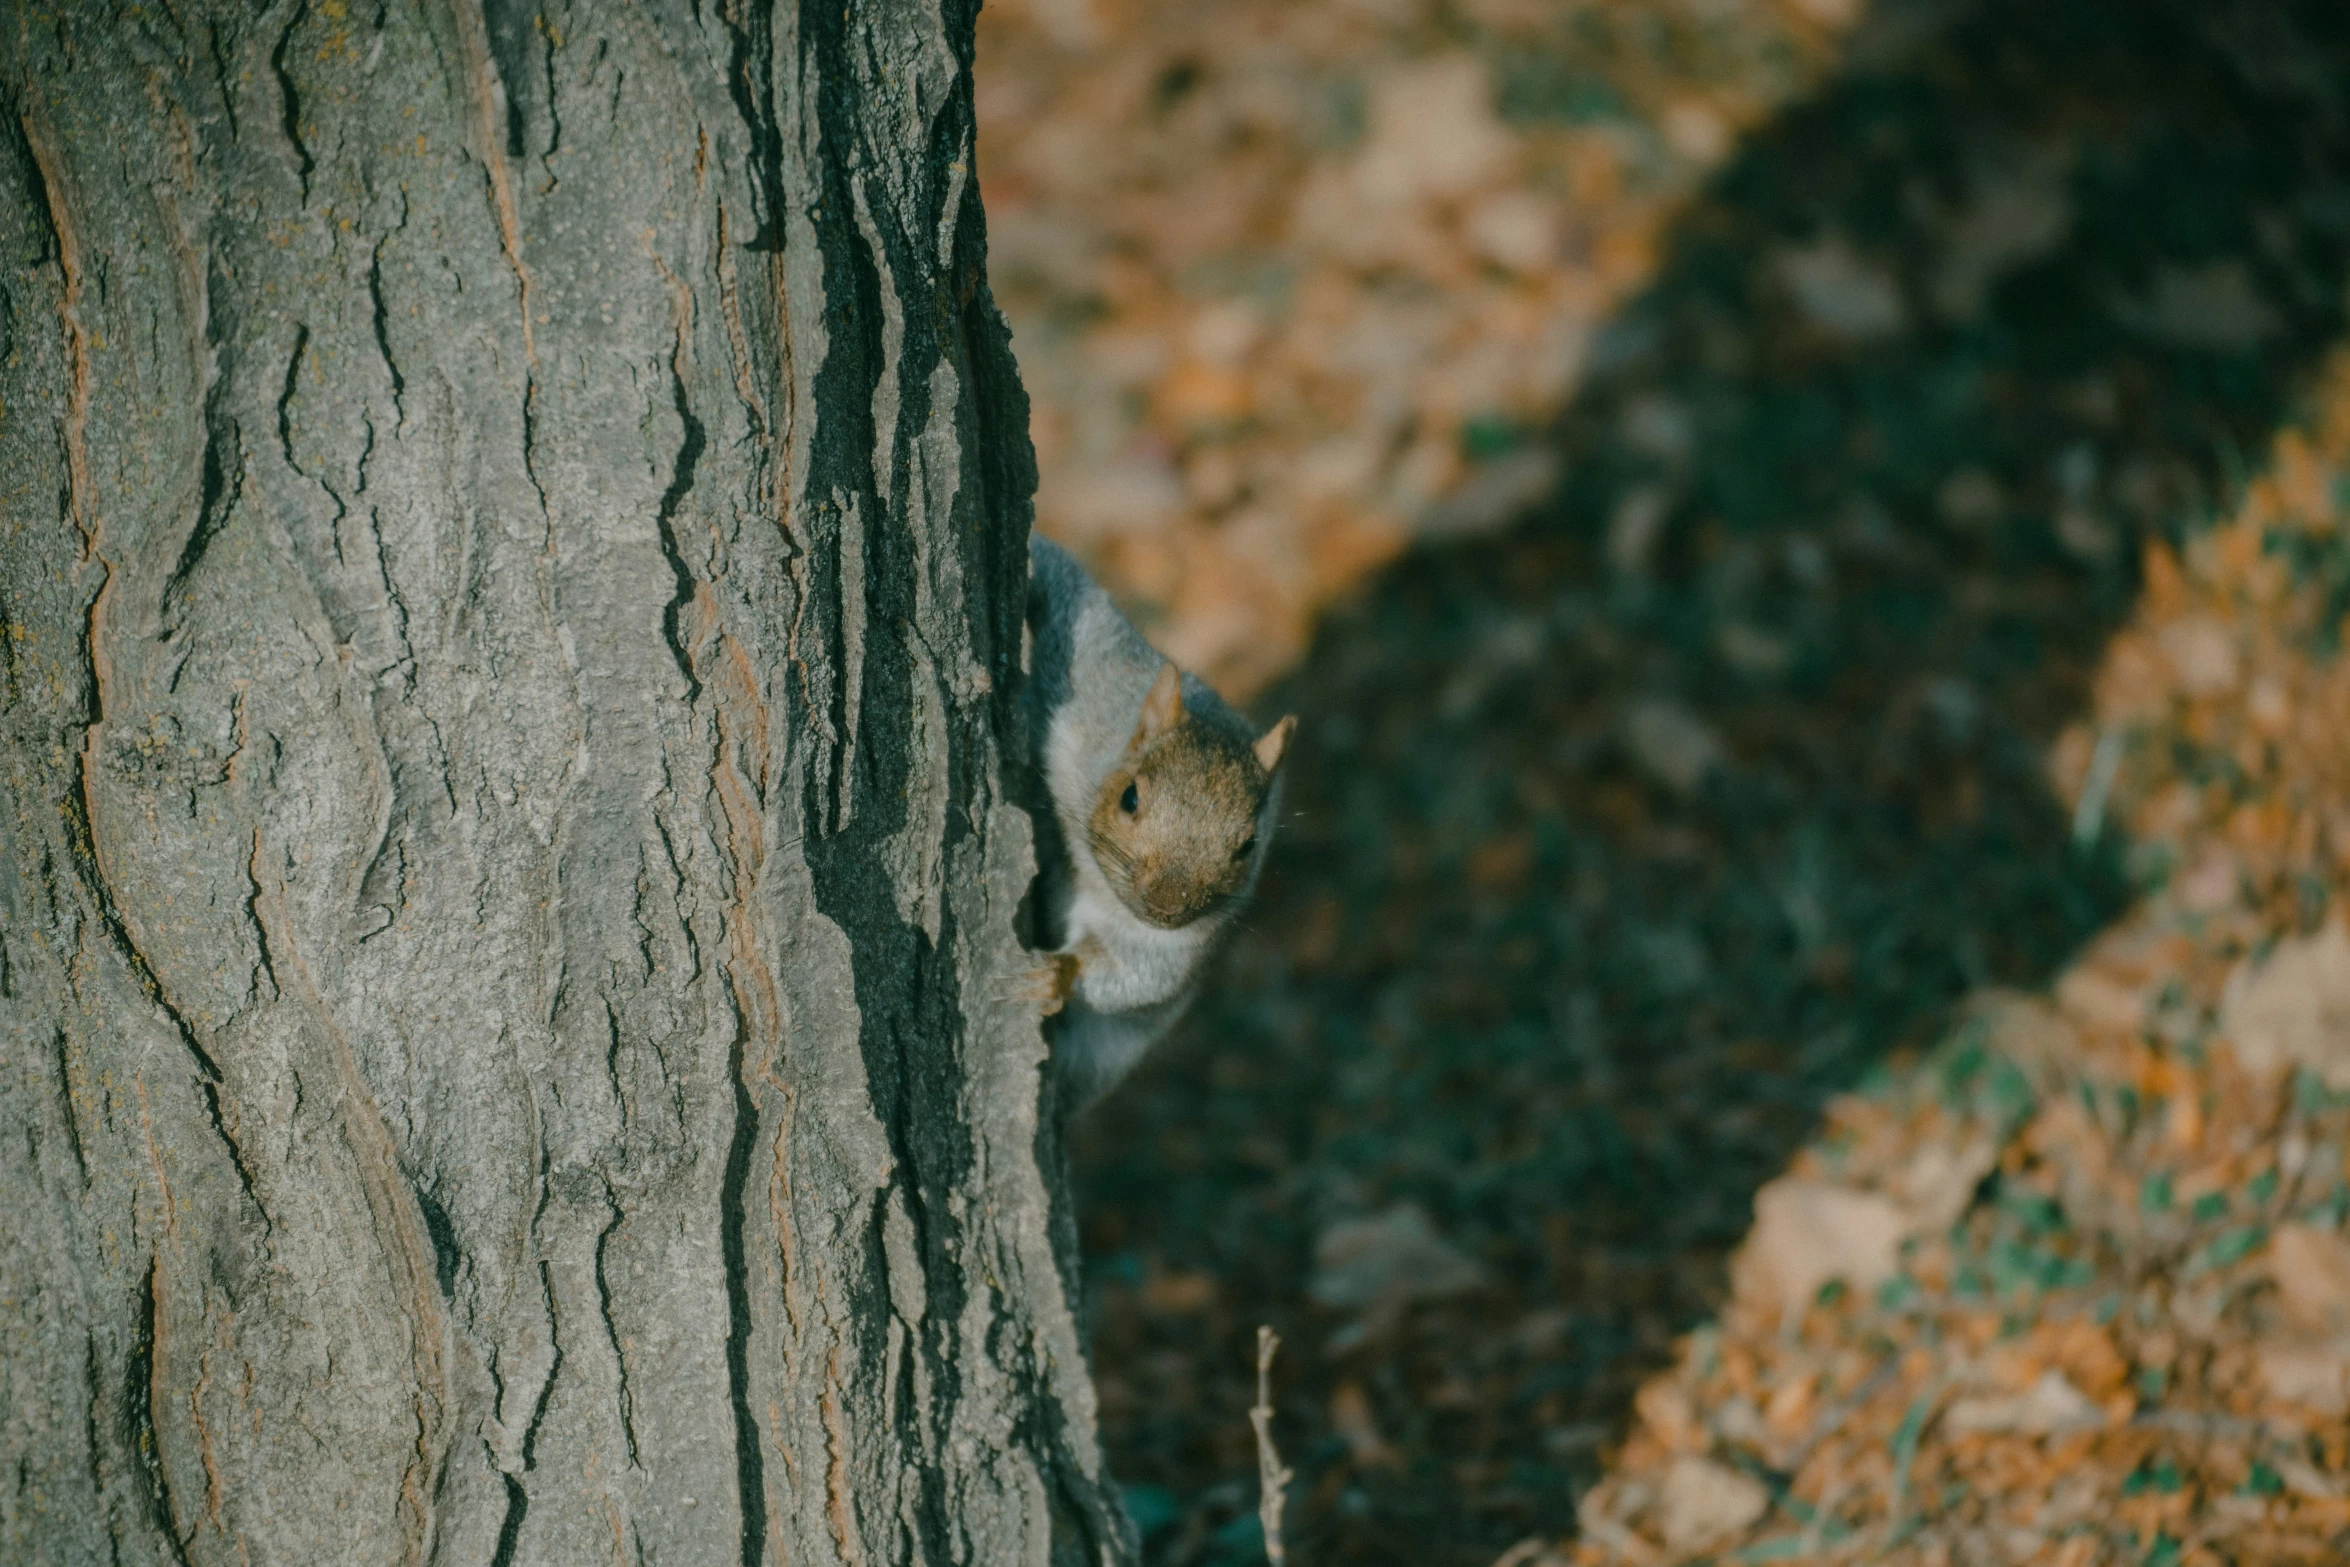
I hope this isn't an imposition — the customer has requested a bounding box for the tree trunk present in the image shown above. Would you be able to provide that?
[0,3,1127,1563]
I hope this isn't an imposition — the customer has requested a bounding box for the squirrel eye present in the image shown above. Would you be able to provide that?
[1232,835,1255,862]
[1120,781,1139,814]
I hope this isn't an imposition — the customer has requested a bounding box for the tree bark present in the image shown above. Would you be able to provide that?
[0,3,1126,1563]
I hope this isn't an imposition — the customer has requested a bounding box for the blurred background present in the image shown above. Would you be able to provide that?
[977,1,2350,1562]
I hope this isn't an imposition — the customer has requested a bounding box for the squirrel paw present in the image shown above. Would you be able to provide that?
[1021,952,1082,1017]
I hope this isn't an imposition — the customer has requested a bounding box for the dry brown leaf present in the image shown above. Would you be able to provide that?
[1655,1454,1769,1553]
[1942,1370,2109,1438]
[2271,1223,2350,1336]
[1308,1204,1488,1314]
[2221,920,2350,1088]
[1731,1179,1906,1321]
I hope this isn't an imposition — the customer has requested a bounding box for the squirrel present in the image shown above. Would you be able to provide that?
[1022,534,1296,1111]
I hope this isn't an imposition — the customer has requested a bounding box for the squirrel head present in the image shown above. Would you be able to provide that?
[1087,664,1295,930]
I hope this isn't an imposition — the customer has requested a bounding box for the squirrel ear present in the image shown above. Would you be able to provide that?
[1136,663,1185,741]
[1253,714,1296,774]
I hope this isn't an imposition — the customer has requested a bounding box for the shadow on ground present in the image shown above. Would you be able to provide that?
[1068,2,2350,1562]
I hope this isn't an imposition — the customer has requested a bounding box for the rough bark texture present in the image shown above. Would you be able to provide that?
[0,3,1126,1563]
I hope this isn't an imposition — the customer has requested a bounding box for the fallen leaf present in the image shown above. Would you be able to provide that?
[1488,1539,1572,1567]
[1731,1179,1906,1320]
[1635,1378,1704,1453]
[1942,1369,2109,1437]
[2221,920,2350,1088]
[1929,153,2073,320]
[2275,1455,2346,1499]
[1623,700,1725,797]
[1309,1203,1488,1313]
[1775,236,1907,342]
[2158,616,2241,697]
[1330,1380,1399,1468]
[1352,56,1513,207]
[1892,1136,1999,1232]
[2056,965,2147,1034]
[2270,1222,2350,1336]
[1710,1395,1768,1449]
[1606,486,1673,576]
[2116,260,2281,351]
[1655,1454,1769,1553]
[1717,622,1793,679]
[1937,466,2006,532]
[1660,101,1730,163]
[1464,190,1561,275]
[1762,1374,1815,1440]
[2258,1340,2350,1417]
[1420,449,1560,541]
[1576,1482,1660,1565]
[1139,1271,1218,1316]
[2175,852,2242,912]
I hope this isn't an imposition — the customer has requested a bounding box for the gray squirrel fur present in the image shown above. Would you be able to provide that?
[1023,534,1295,1110]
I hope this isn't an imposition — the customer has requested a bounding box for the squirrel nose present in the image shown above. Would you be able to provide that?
[1139,872,1195,922]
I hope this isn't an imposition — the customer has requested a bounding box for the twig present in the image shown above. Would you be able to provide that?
[1250,1326,1295,1566]
[1877,1377,1949,1558]
[2070,727,2123,847]
[1779,1356,1900,1474]
[2131,1407,2306,1440]
[1797,1461,1849,1563]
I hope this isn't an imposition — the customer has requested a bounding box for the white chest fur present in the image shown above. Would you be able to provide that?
[1059,861,1216,1014]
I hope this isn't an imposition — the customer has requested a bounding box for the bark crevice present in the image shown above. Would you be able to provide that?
[657,333,709,704]
[592,1181,641,1468]
[367,205,408,425]
[2,105,61,267]
[163,326,244,615]
[18,110,92,551]
[50,1028,90,1185]
[60,766,221,1083]
[268,5,313,203]
[128,1260,195,1567]
[719,1006,768,1567]
[489,1472,527,1567]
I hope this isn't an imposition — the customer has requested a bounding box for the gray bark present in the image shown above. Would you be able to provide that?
[0,2,1126,1564]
